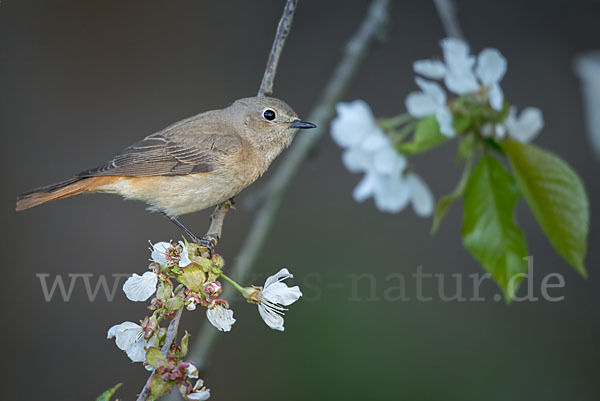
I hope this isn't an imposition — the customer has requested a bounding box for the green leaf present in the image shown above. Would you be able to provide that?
[462,156,529,299]
[165,295,184,311]
[396,116,448,154]
[177,331,190,358]
[95,383,123,401]
[177,264,207,292]
[150,375,173,401]
[431,156,473,234]
[503,140,589,276]
[146,347,168,369]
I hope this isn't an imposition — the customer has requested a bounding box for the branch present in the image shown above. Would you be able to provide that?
[201,0,298,248]
[185,0,392,373]
[136,307,184,401]
[258,0,298,97]
[433,0,465,40]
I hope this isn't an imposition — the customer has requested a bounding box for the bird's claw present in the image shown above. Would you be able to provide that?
[198,234,218,257]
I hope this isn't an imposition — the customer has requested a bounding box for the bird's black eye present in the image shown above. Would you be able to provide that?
[263,109,276,121]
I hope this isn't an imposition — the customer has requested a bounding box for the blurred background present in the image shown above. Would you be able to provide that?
[1,0,599,400]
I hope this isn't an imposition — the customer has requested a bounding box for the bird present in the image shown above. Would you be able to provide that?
[16,96,316,248]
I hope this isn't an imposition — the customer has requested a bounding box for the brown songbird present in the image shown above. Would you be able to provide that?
[16,96,316,243]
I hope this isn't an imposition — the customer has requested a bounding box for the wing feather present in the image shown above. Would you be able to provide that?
[78,131,242,177]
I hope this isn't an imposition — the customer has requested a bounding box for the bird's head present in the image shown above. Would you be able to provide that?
[229,97,316,159]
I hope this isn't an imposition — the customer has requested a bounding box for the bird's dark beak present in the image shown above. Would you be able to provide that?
[289,119,317,129]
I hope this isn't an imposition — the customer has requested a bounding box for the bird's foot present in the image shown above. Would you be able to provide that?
[198,234,218,257]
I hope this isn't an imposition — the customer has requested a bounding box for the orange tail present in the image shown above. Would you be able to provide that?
[16,176,118,211]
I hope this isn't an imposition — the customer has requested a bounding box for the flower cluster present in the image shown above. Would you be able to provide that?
[331,100,433,215]
[330,37,545,217]
[107,240,302,399]
[408,37,543,141]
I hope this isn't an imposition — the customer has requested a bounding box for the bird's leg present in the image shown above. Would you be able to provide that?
[198,198,235,255]
[164,213,204,243]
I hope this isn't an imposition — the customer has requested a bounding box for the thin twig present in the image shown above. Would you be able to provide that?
[258,0,299,97]
[433,0,465,40]
[185,0,392,373]
[201,0,298,248]
[136,307,184,401]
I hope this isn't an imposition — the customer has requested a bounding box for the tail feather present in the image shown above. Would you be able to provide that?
[16,176,117,211]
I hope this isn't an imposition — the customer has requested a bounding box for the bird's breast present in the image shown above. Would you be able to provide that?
[99,144,268,216]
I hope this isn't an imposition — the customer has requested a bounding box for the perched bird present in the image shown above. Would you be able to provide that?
[16,96,316,245]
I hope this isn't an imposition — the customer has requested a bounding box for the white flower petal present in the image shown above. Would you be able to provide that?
[506,107,544,142]
[415,77,447,105]
[444,70,479,94]
[353,173,377,203]
[107,321,150,363]
[372,147,407,176]
[258,305,285,331]
[489,83,504,111]
[331,100,379,148]
[264,268,293,288]
[185,364,199,380]
[358,130,389,152]
[373,175,411,213]
[405,92,439,117]
[435,106,455,137]
[342,148,371,172]
[476,48,507,86]
[413,59,447,79]
[188,381,211,401]
[206,304,236,332]
[151,242,171,265]
[263,283,302,306]
[177,241,192,267]
[441,37,476,72]
[406,173,434,217]
[123,272,158,302]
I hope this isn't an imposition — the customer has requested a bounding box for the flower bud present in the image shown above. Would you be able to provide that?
[240,286,262,304]
[202,281,222,297]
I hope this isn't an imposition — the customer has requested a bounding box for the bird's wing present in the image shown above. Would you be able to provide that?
[78,132,242,177]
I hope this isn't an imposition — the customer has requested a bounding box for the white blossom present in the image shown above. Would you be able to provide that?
[107,321,157,363]
[151,241,192,267]
[331,100,381,148]
[206,302,236,332]
[122,271,158,302]
[405,77,455,136]
[257,268,302,331]
[505,106,544,142]
[187,379,211,401]
[475,48,507,110]
[331,100,435,215]
[413,38,507,111]
[440,37,479,94]
[480,107,543,143]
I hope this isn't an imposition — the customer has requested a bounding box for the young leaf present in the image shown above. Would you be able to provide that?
[95,383,123,401]
[462,156,529,299]
[431,156,473,234]
[146,347,168,369]
[503,140,589,276]
[150,374,173,400]
[177,264,207,292]
[396,116,448,154]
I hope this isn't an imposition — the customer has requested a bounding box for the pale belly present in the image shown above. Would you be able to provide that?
[98,170,254,216]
